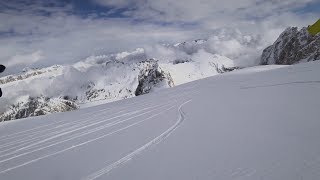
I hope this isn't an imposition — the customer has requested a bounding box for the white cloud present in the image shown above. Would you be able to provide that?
[6,50,44,67]
[0,11,197,74]
[94,0,317,22]
[0,0,319,74]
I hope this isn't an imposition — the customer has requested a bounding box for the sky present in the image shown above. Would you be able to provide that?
[0,0,319,74]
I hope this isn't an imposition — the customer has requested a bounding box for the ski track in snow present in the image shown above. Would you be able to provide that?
[0,102,161,155]
[0,97,189,174]
[83,99,192,180]
[0,101,175,164]
[0,107,116,144]
[0,104,178,174]
[0,90,193,154]
[0,89,195,155]
[240,80,320,89]
[0,96,163,142]
[0,94,186,149]
[0,85,217,177]
[0,109,127,151]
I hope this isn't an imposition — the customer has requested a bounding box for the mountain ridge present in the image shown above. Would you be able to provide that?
[261,26,320,65]
[0,38,241,121]
[2,23,319,122]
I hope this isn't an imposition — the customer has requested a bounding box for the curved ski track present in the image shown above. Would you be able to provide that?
[0,86,195,178]
[83,99,192,180]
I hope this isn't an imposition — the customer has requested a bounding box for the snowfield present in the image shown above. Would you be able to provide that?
[0,61,320,180]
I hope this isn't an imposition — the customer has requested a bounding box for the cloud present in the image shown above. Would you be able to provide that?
[0,0,319,74]
[94,0,317,22]
[143,28,264,67]
[93,0,139,8]
[6,50,44,67]
[0,9,196,74]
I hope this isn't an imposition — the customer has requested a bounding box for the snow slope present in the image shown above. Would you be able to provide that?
[0,61,320,180]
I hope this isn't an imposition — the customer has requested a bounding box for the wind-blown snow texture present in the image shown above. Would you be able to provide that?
[0,61,319,180]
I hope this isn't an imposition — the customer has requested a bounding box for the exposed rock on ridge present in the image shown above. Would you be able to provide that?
[135,60,174,96]
[0,96,78,122]
[261,27,320,65]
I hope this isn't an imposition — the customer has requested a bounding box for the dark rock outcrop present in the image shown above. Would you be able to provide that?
[261,27,320,65]
[135,60,174,96]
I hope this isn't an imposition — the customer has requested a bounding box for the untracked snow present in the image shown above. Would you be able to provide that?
[0,61,320,180]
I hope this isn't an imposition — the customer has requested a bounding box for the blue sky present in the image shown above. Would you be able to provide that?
[294,1,320,14]
[0,0,319,73]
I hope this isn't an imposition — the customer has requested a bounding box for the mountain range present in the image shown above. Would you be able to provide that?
[1,23,319,121]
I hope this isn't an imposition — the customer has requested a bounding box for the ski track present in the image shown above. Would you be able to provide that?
[0,102,179,175]
[0,108,143,158]
[0,98,176,152]
[0,109,126,149]
[0,97,160,142]
[83,99,192,180]
[0,101,175,163]
[241,80,320,89]
[0,106,114,140]
[0,90,187,141]
[0,109,133,155]
[0,109,116,148]
[0,105,149,153]
[0,85,196,147]
[0,91,194,176]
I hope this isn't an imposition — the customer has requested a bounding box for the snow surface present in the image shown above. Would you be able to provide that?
[1,61,320,180]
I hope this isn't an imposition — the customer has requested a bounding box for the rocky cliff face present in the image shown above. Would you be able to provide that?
[81,59,174,102]
[135,60,174,96]
[261,27,320,65]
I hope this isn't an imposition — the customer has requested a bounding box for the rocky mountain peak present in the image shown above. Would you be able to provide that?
[261,25,320,65]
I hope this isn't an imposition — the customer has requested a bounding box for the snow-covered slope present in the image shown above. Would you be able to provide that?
[0,60,319,180]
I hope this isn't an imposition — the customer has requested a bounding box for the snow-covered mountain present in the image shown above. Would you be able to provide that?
[2,31,259,121]
[2,24,319,121]
[0,55,175,121]
[0,96,78,121]
[261,26,320,65]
